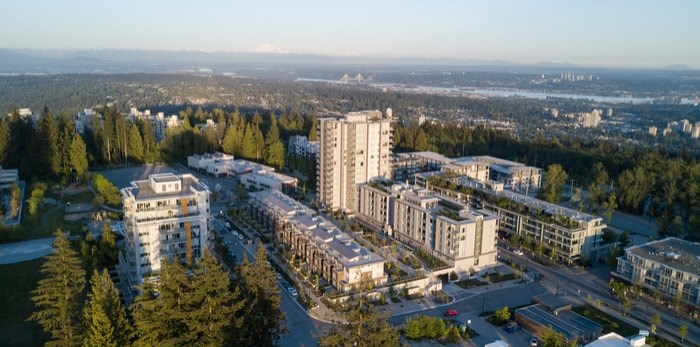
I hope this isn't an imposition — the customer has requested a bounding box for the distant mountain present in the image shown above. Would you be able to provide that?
[664,64,694,70]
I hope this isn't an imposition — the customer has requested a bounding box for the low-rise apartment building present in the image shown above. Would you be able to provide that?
[119,173,211,288]
[418,173,606,263]
[248,189,387,292]
[357,179,499,273]
[289,135,319,158]
[613,237,700,306]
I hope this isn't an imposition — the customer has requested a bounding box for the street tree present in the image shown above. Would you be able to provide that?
[83,270,133,347]
[540,326,577,347]
[679,324,688,343]
[649,313,661,335]
[587,162,609,212]
[29,230,87,347]
[622,299,634,317]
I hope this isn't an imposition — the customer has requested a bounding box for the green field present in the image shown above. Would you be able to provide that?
[0,259,48,347]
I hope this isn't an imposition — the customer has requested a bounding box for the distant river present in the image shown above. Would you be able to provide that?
[296,78,656,104]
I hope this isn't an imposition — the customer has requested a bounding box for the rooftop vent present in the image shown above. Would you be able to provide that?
[666,252,681,260]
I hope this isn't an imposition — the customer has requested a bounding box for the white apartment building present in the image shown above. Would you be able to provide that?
[317,109,393,212]
[120,173,210,287]
[613,237,700,307]
[248,189,387,292]
[289,135,319,158]
[356,180,499,273]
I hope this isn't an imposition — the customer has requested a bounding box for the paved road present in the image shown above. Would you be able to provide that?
[0,237,54,264]
[503,248,700,346]
[212,218,328,346]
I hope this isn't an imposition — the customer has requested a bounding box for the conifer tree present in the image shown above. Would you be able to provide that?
[128,123,144,163]
[308,116,318,141]
[132,259,190,346]
[264,140,286,170]
[70,135,89,181]
[58,112,76,177]
[265,112,280,145]
[237,245,285,346]
[99,220,117,267]
[29,230,87,347]
[241,123,257,159]
[185,251,245,346]
[37,106,61,178]
[83,270,133,347]
[318,295,399,347]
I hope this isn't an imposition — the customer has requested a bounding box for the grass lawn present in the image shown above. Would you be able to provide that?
[0,259,48,347]
[60,191,95,204]
[455,278,487,289]
[572,304,639,337]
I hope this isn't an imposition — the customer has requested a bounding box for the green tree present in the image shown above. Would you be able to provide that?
[237,244,285,346]
[132,259,190,346]
[540,326,576,347]
[540,164,568,203]
[607,246,619,269]
[609,280,628,300]
[0,117,9,164]
[241,123,257,159]
[308,116,318,141]
[186,251,245,346]
[494,306,511,324]
[92,174,121,206]
[264,140,286,170]
[679,324,688,343]
[602,192,618,223]
[622,298,634,316]
[29,230,87,347]
[37,107,61,178]
[587,162,609,212]
[413,127,429,150]
[265,112,280,145]
[70,135,89,181]
[28,182,47,216]
[319,300,399,347]
[649,313,661,335]
[99,220,117,267]
[10,182,21,218]
[127,123,144,163]
[83,270,133,347]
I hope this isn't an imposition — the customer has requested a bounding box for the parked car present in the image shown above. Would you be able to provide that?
[276,272,282,280]
[225,222,231,228]
[288,287,298,297]
[237,233,244,241]
[443,309,458,317]
[529,336,539,346]
[513,249,524,256]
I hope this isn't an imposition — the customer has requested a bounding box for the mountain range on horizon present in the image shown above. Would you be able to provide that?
[0,48,696,74]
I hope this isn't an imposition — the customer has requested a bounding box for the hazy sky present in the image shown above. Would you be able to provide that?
[1,0,698,67]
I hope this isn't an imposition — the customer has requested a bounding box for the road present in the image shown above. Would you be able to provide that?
[211,218,328,346]
[502,247,700,346]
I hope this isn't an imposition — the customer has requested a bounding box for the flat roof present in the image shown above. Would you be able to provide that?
[152,173,180,183]
[250,190,305,216]
[626,237,700,275]
[516,304,603,340]
[125,174,206,200]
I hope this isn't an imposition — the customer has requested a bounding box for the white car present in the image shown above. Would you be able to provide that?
[237,234,244,241]
[288,287,298,297]
[514,249,524,256]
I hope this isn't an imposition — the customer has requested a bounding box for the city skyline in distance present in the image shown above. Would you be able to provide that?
[0,0,698,69]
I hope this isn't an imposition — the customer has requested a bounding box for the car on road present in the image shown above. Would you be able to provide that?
[529,336,539,346]
[276,272,282,280]
[225,222,231,228]
[513,249,524,256]
[237,233,244,241]
[443,309,458,317]
[288,287,298,297]
[232,231,239,237]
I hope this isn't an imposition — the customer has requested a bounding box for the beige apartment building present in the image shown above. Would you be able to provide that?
[249,189,387,292]
[419,173,607,263]
[613,237,700,306]
[119,173,210,287]
[357,180,499,273]
[317,110,393,212]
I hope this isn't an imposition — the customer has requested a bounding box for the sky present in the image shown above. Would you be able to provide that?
[1,0,698,68]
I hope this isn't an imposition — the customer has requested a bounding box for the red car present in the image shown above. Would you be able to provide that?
[444,309,458,317]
